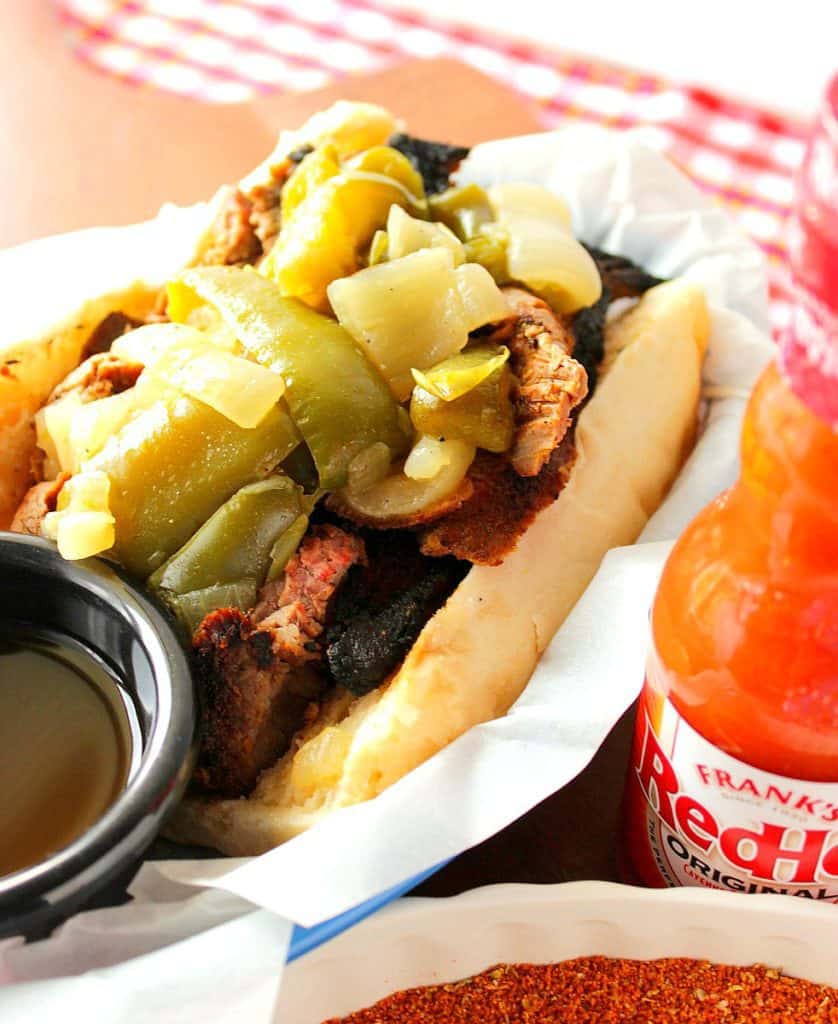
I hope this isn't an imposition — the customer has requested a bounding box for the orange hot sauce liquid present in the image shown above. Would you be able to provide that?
[621,360,838,887]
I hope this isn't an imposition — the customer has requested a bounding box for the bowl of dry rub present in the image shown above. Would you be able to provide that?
[277,881,838,1023]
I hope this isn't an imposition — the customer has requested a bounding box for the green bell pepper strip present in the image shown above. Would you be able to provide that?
[429,184,494,241]
[148,474,305,596]
[281,442,319,493]
[148,474,306,632]
[161,581,260,637]
[266,512,310,581]
[86,394,300,577]
[168,266,410,490]
[462,226,510,285]
[410,363,515,454]
[411,345,510,402]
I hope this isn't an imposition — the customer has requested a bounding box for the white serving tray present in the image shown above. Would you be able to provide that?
[275,881,838,1022]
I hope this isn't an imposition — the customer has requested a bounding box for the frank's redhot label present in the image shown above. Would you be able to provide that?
[623,683,838,901]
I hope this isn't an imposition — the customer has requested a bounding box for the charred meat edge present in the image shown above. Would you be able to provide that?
[388,133,470,195]
[192,524,468,797]
[193,524,365,797]
[324,532,468,696]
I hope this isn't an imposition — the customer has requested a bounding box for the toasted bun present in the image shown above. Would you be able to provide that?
[166,279,710,854]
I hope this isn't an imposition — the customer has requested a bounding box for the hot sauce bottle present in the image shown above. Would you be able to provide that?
[620,74,838,899]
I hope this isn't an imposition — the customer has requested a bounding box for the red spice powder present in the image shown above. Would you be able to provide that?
[323,956,838,1023]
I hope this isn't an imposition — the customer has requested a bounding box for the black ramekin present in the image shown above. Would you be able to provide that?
[0,532,198,940]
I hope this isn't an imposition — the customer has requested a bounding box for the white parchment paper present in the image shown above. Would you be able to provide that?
[0,125,775,1020]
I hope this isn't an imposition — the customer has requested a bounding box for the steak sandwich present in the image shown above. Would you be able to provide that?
[1,103,709,854]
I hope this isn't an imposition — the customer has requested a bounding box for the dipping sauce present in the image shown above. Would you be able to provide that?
[0,631,136,877]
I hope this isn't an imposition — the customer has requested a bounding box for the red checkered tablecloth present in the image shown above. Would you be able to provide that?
[58,0,813,335]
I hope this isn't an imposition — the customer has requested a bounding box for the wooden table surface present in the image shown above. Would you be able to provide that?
[418,707,634,896]
[0,2,543,247]
[4,17,633,893]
